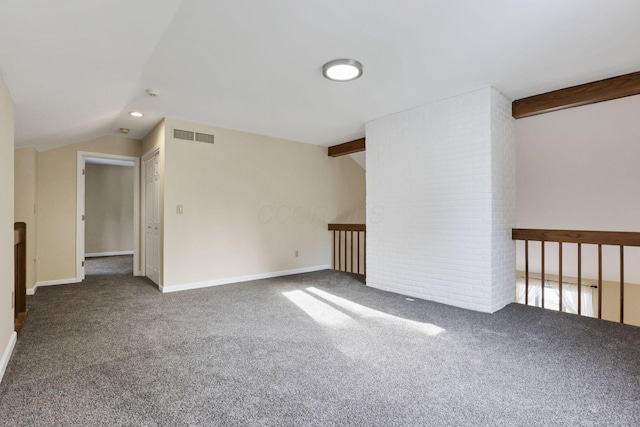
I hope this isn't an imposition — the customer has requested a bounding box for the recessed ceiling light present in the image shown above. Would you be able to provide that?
[322,59,363,82]
[120,128,130,134]
[129,111,143,117]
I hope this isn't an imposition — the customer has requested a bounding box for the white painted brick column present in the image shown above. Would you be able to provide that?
[366,87,515,313]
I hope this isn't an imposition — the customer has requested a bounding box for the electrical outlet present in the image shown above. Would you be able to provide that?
[295,250,299,257]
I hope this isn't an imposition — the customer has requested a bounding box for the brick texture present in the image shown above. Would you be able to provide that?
[366,87,515,313]
[490,88,516,312]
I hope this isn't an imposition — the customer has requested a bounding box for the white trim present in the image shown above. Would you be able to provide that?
[85,157,135,167]
[160,265,330,293]
[141,146,160,161]
[85,250,134,258]
[0,332,17,384]
[28,278,81,295]
[77,151,141,282]
[77,151,85,281]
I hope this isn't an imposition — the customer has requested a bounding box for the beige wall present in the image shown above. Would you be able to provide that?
[0,72,15,372]
[161,118,365,288]
[85,163,134,255]
[142,119,165,157]
[516,94,640,324]
[14,147,37,289]
[601,281,640,327]
[36,136,142,285]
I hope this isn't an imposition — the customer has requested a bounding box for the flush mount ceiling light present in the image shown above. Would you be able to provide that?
[322,59,363,82]
[129,111,143,117]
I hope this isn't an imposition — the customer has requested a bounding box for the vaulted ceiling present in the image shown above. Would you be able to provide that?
[2,1,639,151]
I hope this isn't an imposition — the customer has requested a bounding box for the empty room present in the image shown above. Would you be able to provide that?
[1,1,639,426]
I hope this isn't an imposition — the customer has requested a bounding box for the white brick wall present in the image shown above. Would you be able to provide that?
[366,87,515,313]
[490,88,516,312]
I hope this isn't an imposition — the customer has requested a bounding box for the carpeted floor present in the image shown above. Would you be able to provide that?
[85,255,134,276]
[0,266,639,426]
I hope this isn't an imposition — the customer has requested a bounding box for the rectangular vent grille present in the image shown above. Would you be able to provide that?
[173,129,194,141]
[173,128,215,144]
[195,132,215,144]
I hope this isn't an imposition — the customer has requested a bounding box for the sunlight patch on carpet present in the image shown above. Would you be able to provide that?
[282,290,355,328]
[306,287,444,336]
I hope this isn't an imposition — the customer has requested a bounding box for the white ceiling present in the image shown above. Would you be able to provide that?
[2,1,640,151]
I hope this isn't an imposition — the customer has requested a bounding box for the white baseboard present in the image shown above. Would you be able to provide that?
[161,265,329,293]
[0,332,17,385]
[28,277,80,295]
[85,251,134,258]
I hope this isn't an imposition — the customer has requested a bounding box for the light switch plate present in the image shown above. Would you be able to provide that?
[177,205,183,214]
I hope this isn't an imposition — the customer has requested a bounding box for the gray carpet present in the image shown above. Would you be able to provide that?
[85,255,134,276]
[0,268,639,426]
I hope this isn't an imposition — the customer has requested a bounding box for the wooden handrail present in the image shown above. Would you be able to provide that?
[328,224,366,232]
[512,229,640,246]
[512,228,635,324]
[329,224,366,275]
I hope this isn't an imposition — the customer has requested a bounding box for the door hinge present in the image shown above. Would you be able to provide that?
[82,261,85,267]
[82,214,85,221]
[82,169,85,175]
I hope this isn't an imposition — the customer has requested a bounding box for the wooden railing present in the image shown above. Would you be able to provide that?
[329,224,366,275]
[513,228,640,323]
[14,222,27,334]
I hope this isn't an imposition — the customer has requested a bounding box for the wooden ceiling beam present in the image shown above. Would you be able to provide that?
[328,138,365,157]
[512,71,640,119]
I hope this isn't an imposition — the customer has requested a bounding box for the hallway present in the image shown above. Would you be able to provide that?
[85,255,134,276]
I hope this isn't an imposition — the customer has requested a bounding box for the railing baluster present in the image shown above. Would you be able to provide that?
[620,245,624,324]
[511,228,640,322]
[558,242,563,312]
[328,224,366,276]
[343,231,346,272]
[350,231,354,274]
[364,231,367,276]
[332,230,336,269]
[356,231,360,274]
[338,231,342,272]
[578,243,582,316]
[598,244,602,319]
[541,241,545,309]
[525,240,529,305]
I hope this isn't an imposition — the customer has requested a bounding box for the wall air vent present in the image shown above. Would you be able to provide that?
[195,132,215,144]
[172,128,215,144]
[173,129,195,141]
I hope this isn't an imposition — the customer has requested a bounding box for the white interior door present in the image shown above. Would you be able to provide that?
[145,154,160,284]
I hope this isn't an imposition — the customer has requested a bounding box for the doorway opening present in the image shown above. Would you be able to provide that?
[76,152,141,281]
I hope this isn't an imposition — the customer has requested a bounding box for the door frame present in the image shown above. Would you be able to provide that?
[141,147,161,285]
[76,151,141,280]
